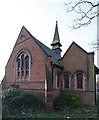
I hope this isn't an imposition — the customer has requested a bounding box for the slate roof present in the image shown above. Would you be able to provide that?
[24,26,63,68]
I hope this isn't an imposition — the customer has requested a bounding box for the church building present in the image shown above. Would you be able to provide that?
[2,21,99,107]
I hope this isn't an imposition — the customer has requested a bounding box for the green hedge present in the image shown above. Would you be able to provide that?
[53,90,82,110]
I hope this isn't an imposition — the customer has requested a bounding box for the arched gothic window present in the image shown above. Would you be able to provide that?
[77,73,83,89]
[16,51,31,81]
[64,74,69,88]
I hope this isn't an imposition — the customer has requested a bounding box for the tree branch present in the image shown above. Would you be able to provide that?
[65,0,99,29]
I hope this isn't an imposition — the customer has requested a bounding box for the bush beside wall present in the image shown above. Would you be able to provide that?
[2,88,45,117]
[53,90,82,110]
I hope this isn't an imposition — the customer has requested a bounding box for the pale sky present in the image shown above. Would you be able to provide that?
[0,0,98,81]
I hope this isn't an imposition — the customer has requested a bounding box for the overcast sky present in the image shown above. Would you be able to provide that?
[0,0,97,81]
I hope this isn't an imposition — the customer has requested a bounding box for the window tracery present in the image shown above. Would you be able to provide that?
[16,51,31,81]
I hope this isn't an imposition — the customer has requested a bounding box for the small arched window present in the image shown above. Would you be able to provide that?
[16,51,31,81]
[64,74,69,88]
[77,73,83,89]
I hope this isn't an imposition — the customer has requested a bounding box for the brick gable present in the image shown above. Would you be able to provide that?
[61,41,88,73]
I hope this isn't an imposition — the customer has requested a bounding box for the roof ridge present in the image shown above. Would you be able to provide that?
[61,41,88,60]
[23,26,63,67]
[23,26,53,55]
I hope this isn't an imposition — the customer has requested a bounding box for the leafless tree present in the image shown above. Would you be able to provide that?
[65,0,99,29]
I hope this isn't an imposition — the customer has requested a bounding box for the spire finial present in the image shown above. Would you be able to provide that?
[51,21,62,59]
[51,21,61,45]
[56,15,58,23]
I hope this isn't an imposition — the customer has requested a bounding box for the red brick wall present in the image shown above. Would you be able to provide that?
[59,43,95,105]
[60,43,87,90]
[2,33,50,91]
[61,43,88,73]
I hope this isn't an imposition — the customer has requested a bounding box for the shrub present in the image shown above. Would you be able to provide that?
[2,88,23,105]
[2,88,45,117]
[9,91,45,111]
[53,90,82,110]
